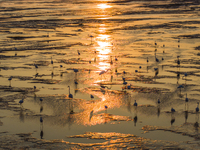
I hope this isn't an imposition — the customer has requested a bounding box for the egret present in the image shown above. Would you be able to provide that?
[68,86,73,98]
[177,56,180,65]
[185,94,188,102]
[89,35,94,43]
[134,100,137,107]
[51,57,53,65]
[74,80,78,85]
[19,99,24,105]
[34,64,38,72]
[177,85,184,94]
[8,77,12,87]
[40,117,43,123]
[74,69,78,77]
[115,56,118,61]
[196,102,199,113]
[110,56,113,65]
[157,99,160,104]
[34,86,36,91]
[171,107,175,113]
[90,94,94,99]
[77,50,80,55]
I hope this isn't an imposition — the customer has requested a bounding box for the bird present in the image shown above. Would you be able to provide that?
[177,56,180,65]
[134,100,137,107]
[155,57,159,62]
[60,65,63,68]
[68,86,73,98]
[147,57,149,63]
[196,102,199,113]
[8,77,12,87]
[51,57,53,65]
[157,99,160,104]
[171,107,175,113]
[77,50,80,55]
[19,99,24,105]
[34,64,38,69]
[40,117,43,123]
[34,86,36,91]
[74,80,78,85]
[123,71,126,74]
[89,35,94,43]
[40,98,43,102]
[185,94,188,102]
[135,70,138,73]
[155,41,157,46]
[115,56,118,61]
[105,105,108,109]
[90,94,94,99]
[74,69,78,73]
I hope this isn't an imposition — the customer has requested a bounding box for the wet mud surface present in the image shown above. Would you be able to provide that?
[1,0,200,149]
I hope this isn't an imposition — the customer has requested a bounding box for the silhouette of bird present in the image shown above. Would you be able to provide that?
[40,98,43,102]
[8,77,12,86]
[196,102,199,113]
[77,50,80,55]
[177,56,180,65]
[51,57,53,65]
[185,94,188,102]
[68,86,73,98]
[34,86,36,91]
[157,99,160,104]
[40,117,43,123]
[60,65,63,68]
[115,56,118,61]
[171,107,175,113]
[147,57,149,63]
[90,94,94,99]
[105,105,108,109]
[134,100,137,107]
[19,99,24,105]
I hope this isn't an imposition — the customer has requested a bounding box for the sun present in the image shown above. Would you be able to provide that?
[97,4,112,9]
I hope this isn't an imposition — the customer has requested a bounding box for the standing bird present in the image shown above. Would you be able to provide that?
[134,100,137,107]
[40,117,43,123]
[90,94,94,99]
[8,77,12,87]
[171,107,175,113]
[68,86,73,98]
[19,99,24,105]
[196,102,199,113]
[177,56,180,66]
[51,57,53,65]
[147,57,149,63]
[77,50,80,55]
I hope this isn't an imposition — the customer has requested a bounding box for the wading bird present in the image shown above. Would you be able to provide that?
[68,86,73,98]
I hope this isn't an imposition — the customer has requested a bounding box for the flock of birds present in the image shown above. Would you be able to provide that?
[6,37,199,128]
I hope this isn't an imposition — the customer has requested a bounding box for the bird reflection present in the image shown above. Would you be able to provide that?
[40,98,43,113]
[184,111,188,123]
[89,110,94,122]
[157,99,161,117]
[19,108,24,122]
[171,108,175,125]
[40,117,44,139]
[133,115,138,126]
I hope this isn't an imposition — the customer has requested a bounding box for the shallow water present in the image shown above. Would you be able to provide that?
[1,0,200,149]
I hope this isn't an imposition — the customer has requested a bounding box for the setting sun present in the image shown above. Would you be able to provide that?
[97,3,112,9]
